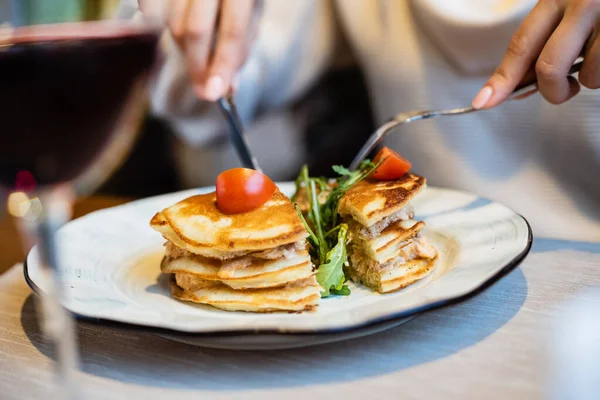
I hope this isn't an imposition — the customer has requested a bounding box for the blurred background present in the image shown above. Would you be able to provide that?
[0,0,374,269]
[1,0,374,199]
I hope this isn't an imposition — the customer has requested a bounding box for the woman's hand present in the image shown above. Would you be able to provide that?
[139,0,260,101]
[472,0,600,109]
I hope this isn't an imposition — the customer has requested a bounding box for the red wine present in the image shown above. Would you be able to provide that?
[0,23,159,191]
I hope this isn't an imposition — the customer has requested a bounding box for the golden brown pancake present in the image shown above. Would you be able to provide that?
[340,173,437,294]
[170,276,321,312]
[150,188,308,259]
[359,220,425,264]
[151,187,319,312]
[174,272,219,291]
[161,250,316,290]
[338,174,426,227]
[346,257,436,293]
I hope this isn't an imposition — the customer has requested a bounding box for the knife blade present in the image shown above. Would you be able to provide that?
[217,95,262,172]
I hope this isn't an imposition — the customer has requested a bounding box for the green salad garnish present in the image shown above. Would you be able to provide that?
[293,160,379,297]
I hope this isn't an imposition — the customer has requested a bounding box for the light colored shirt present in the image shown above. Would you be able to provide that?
[124,0,600,242]
[339,0,600,242]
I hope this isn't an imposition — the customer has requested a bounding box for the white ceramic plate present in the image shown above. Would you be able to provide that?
[25,183,532,350]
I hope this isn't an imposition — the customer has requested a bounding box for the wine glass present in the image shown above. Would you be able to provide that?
[0,3,161,399]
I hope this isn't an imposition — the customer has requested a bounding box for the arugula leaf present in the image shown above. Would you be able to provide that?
[292,160,381,298]
[309,181,325,240]
[291,165,309,203]
[331,285,351,296]
[359,159,377,171]
[314,177,330,192]
[316,224,349,297]
[295,205,319,250]
[332,165,352,176]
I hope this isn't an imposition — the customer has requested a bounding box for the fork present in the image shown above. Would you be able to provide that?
[349,60,584,171]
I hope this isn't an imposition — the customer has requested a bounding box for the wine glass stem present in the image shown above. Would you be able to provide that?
[29,195,80,400]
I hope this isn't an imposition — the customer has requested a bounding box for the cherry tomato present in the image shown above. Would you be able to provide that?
[371,146,412,181]
[216,168,276,214]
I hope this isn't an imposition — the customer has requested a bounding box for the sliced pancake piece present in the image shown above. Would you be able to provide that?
[338,174,426,227]
[355,220,425,264]
[150,188,308,259]
[161,256,218,280]
[174,273,220,292]
[173,264,315,291]
[170,276,320,312]
[162,251,315,290]
[346,258,436,293]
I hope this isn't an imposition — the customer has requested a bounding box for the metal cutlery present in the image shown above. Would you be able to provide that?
[349,60,584,171]
[217,94,262,172]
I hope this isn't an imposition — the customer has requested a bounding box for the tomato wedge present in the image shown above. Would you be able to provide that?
[216,168,276,214]
[371,146,412,181]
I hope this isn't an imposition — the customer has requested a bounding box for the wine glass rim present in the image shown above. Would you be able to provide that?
[0,20,162,44]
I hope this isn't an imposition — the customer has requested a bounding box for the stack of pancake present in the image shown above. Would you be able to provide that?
[339,174,437,293]
[150,188,320,312]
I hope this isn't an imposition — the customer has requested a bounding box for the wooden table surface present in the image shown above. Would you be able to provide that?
[1,197,599,399]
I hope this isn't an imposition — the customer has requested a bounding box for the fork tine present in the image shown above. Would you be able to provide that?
[349,107,475,171]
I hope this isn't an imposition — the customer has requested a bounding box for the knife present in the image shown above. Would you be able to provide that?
[217,94,262,172]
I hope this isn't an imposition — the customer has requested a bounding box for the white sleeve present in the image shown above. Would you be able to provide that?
[411,0,536,74]
[121,0,339,148]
